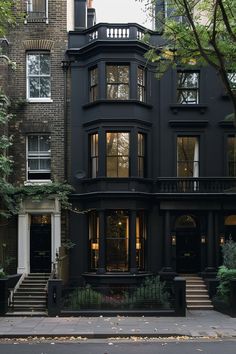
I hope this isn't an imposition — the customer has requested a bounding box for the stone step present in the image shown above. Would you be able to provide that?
[188,305,214,310]
[10,273,50,313]
[13,300,46,305]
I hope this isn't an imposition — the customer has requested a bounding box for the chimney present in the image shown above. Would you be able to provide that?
[74,0,87,30]
[87,0,96,28]
[154,0,165,32]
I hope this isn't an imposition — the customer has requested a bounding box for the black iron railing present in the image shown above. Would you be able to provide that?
[156,177,236,193]
[62,279,174,311]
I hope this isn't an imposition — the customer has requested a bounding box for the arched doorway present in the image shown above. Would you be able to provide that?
[175,215,201,273]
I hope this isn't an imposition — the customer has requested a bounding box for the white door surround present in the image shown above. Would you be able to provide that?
[17,198,61,274]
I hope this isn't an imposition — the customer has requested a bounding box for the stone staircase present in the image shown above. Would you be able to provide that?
[183,274,214,310]
[8,273,50,315]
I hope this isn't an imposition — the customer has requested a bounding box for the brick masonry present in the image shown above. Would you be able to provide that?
[0,0,69,274]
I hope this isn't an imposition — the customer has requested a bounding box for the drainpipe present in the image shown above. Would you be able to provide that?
[61,60,70,181]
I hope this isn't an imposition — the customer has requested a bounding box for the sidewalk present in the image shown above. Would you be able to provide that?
[0,310,236,339]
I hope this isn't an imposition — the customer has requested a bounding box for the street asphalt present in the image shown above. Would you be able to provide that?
[0,310,236,339]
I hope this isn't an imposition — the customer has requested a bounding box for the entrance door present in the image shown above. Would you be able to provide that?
[30,215,51,273]
[176,230,201,273]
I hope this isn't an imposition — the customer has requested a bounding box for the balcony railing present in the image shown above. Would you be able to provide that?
[69,23,147,49]
[156,178,236,194]
[87,24,145,43]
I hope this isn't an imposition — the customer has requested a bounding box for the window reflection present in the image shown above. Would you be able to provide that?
[106,132,129,177]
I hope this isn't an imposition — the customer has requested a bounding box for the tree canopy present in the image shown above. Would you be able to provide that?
[139,0,236,122]
[0,0,16,37]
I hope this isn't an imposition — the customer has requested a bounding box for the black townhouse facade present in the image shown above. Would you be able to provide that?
[66,0,236,286]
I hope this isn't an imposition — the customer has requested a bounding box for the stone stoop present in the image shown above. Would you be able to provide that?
[7,273,50,316]
[183,274,214,310]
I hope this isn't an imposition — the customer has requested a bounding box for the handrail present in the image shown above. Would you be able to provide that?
[10,273,26,311]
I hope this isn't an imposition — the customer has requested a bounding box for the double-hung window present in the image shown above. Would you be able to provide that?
[89,67,98,102]
[106,65,129,100]
[137,66,146,102]
[177,137,199,177]
[27,135,51,180]
[106,132,130,177]
[27,52,51,101]
[138,133,146,177]
[26,0,48,21]
[177,71,199,104]
[90,133,99,178]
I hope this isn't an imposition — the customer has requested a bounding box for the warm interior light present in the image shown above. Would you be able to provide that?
[91,243,99,250]
[136,242,141,250]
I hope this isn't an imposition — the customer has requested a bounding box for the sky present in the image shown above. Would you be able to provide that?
[93,0,153,28]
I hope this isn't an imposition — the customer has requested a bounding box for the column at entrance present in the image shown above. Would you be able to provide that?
[205,211,216,273]
[17,213,30,274]
[162,210,173,272]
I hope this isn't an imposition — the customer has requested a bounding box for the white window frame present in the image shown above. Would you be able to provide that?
[26,0,49,24]
[26,52,52,103]
[26,134,51,182]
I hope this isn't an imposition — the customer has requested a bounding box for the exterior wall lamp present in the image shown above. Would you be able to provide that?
[220,235,225,245]
[171,234,176,246]
[201,235,206,244]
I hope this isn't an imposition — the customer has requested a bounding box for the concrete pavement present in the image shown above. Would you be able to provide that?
[0,310,236,339]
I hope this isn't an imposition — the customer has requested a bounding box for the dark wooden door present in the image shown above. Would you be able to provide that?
[30,223,51,273]
[176,230,201,273]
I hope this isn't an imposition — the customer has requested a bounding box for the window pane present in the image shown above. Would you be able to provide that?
[28,159,39,170]
[106,66,117,83]
[39,135,51,152]
[177,90,198,104]
[40,54,50,75]
[178,72,199,88]
[89,212,99,270]
[28,54,40,75]
[107,157,117,177]
[107,84,117,99]
[117,133,129,155]
[40,77,51,98]
[39,158,50,170]
[106,133,118,155]
[117,84,129,99]
[118,156,129,177]
[28,135,38,152]
[137,67,145,85]
[177,137,199,177]
[118,66,129,83]
[29,77,40,98]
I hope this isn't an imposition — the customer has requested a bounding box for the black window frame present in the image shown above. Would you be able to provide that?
[177,71,200,104]
[106,131,130,178]
[106,64,130,100]
[89,66,98,102]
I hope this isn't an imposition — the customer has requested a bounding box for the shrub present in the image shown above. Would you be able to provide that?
[216,266,236,302]
[221,238,236,269]
[64,285,102,309]
[129,276,171,309]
